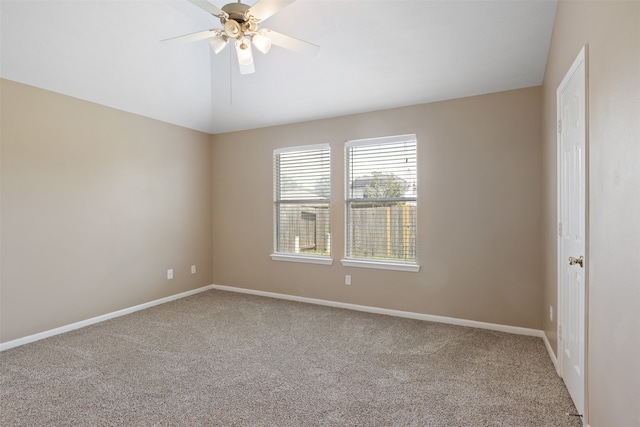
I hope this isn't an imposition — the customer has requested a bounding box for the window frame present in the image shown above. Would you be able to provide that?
[271,143,333,265]
[342,135,420,272]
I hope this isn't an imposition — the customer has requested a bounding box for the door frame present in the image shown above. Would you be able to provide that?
[556,44,589,421]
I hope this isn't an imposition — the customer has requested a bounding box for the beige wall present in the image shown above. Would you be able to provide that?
[0,79,213,343]
[212,87,543,329]
[541,2,640,426]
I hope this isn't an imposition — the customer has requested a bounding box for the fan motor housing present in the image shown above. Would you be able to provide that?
[221,3,251,23]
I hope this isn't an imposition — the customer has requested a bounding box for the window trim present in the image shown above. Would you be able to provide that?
[344,134,419,270]
[271,253,334,265]
[340,258,420,272]
[274,143,332,155]
[344,134,417,148]
[273,143,332,262]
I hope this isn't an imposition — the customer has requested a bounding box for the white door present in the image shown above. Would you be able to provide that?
[557,46,587,416]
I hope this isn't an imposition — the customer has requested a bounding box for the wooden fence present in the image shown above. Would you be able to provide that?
[349,204,416,261]
[278,203,416,261]
[278,205,330,255]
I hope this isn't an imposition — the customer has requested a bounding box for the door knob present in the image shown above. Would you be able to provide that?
[569,256,584,267]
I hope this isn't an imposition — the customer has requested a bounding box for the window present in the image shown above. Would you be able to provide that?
[272,144,332,265]
[343,135,419,271]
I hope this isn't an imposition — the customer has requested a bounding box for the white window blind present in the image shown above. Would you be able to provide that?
[274,144,331,258]
[345,135,417,264]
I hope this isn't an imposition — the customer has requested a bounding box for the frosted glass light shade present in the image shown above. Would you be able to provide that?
[209,35,228,54]
[235,38,254,66]
[252,31,272,54]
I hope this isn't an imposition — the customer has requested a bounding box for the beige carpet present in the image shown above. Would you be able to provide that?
[0,290,581,426]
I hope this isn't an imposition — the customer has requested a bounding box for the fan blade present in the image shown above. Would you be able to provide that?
[249,0,295,22]
[188,0,227,18]
[161,29,221,45]
[267,30,320,56]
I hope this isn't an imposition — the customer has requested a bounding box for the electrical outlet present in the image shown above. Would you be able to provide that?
[167,269,173,280]
[549,305,553,321]
[345,275,351,285]
[191,265,196,274]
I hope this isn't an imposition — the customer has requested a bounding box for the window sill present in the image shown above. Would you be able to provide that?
[340,259,420,272]
[270,253,333,265]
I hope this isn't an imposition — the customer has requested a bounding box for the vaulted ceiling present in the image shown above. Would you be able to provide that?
[0,0,557,134]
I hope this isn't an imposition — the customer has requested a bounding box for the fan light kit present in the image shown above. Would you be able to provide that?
[162,0,319,75]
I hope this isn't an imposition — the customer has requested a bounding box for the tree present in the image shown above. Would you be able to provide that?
[364,172,406,199]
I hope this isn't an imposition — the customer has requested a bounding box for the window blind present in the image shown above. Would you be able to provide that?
[345,135,417,263]
[274,144,331,256]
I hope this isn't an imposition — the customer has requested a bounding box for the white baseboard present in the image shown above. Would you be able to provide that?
[542,331,560,375]
[210,284,545,338]
[0,285,215,352]
[1,283,552,358]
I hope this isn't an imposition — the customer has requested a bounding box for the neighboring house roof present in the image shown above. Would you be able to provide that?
[280,187,327,201]
[352,175,407,191]
[352,174,411,198]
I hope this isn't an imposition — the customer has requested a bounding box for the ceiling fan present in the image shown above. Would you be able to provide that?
[162,0,320,75]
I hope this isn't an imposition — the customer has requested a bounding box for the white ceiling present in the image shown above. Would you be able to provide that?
[0,0,557,134]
